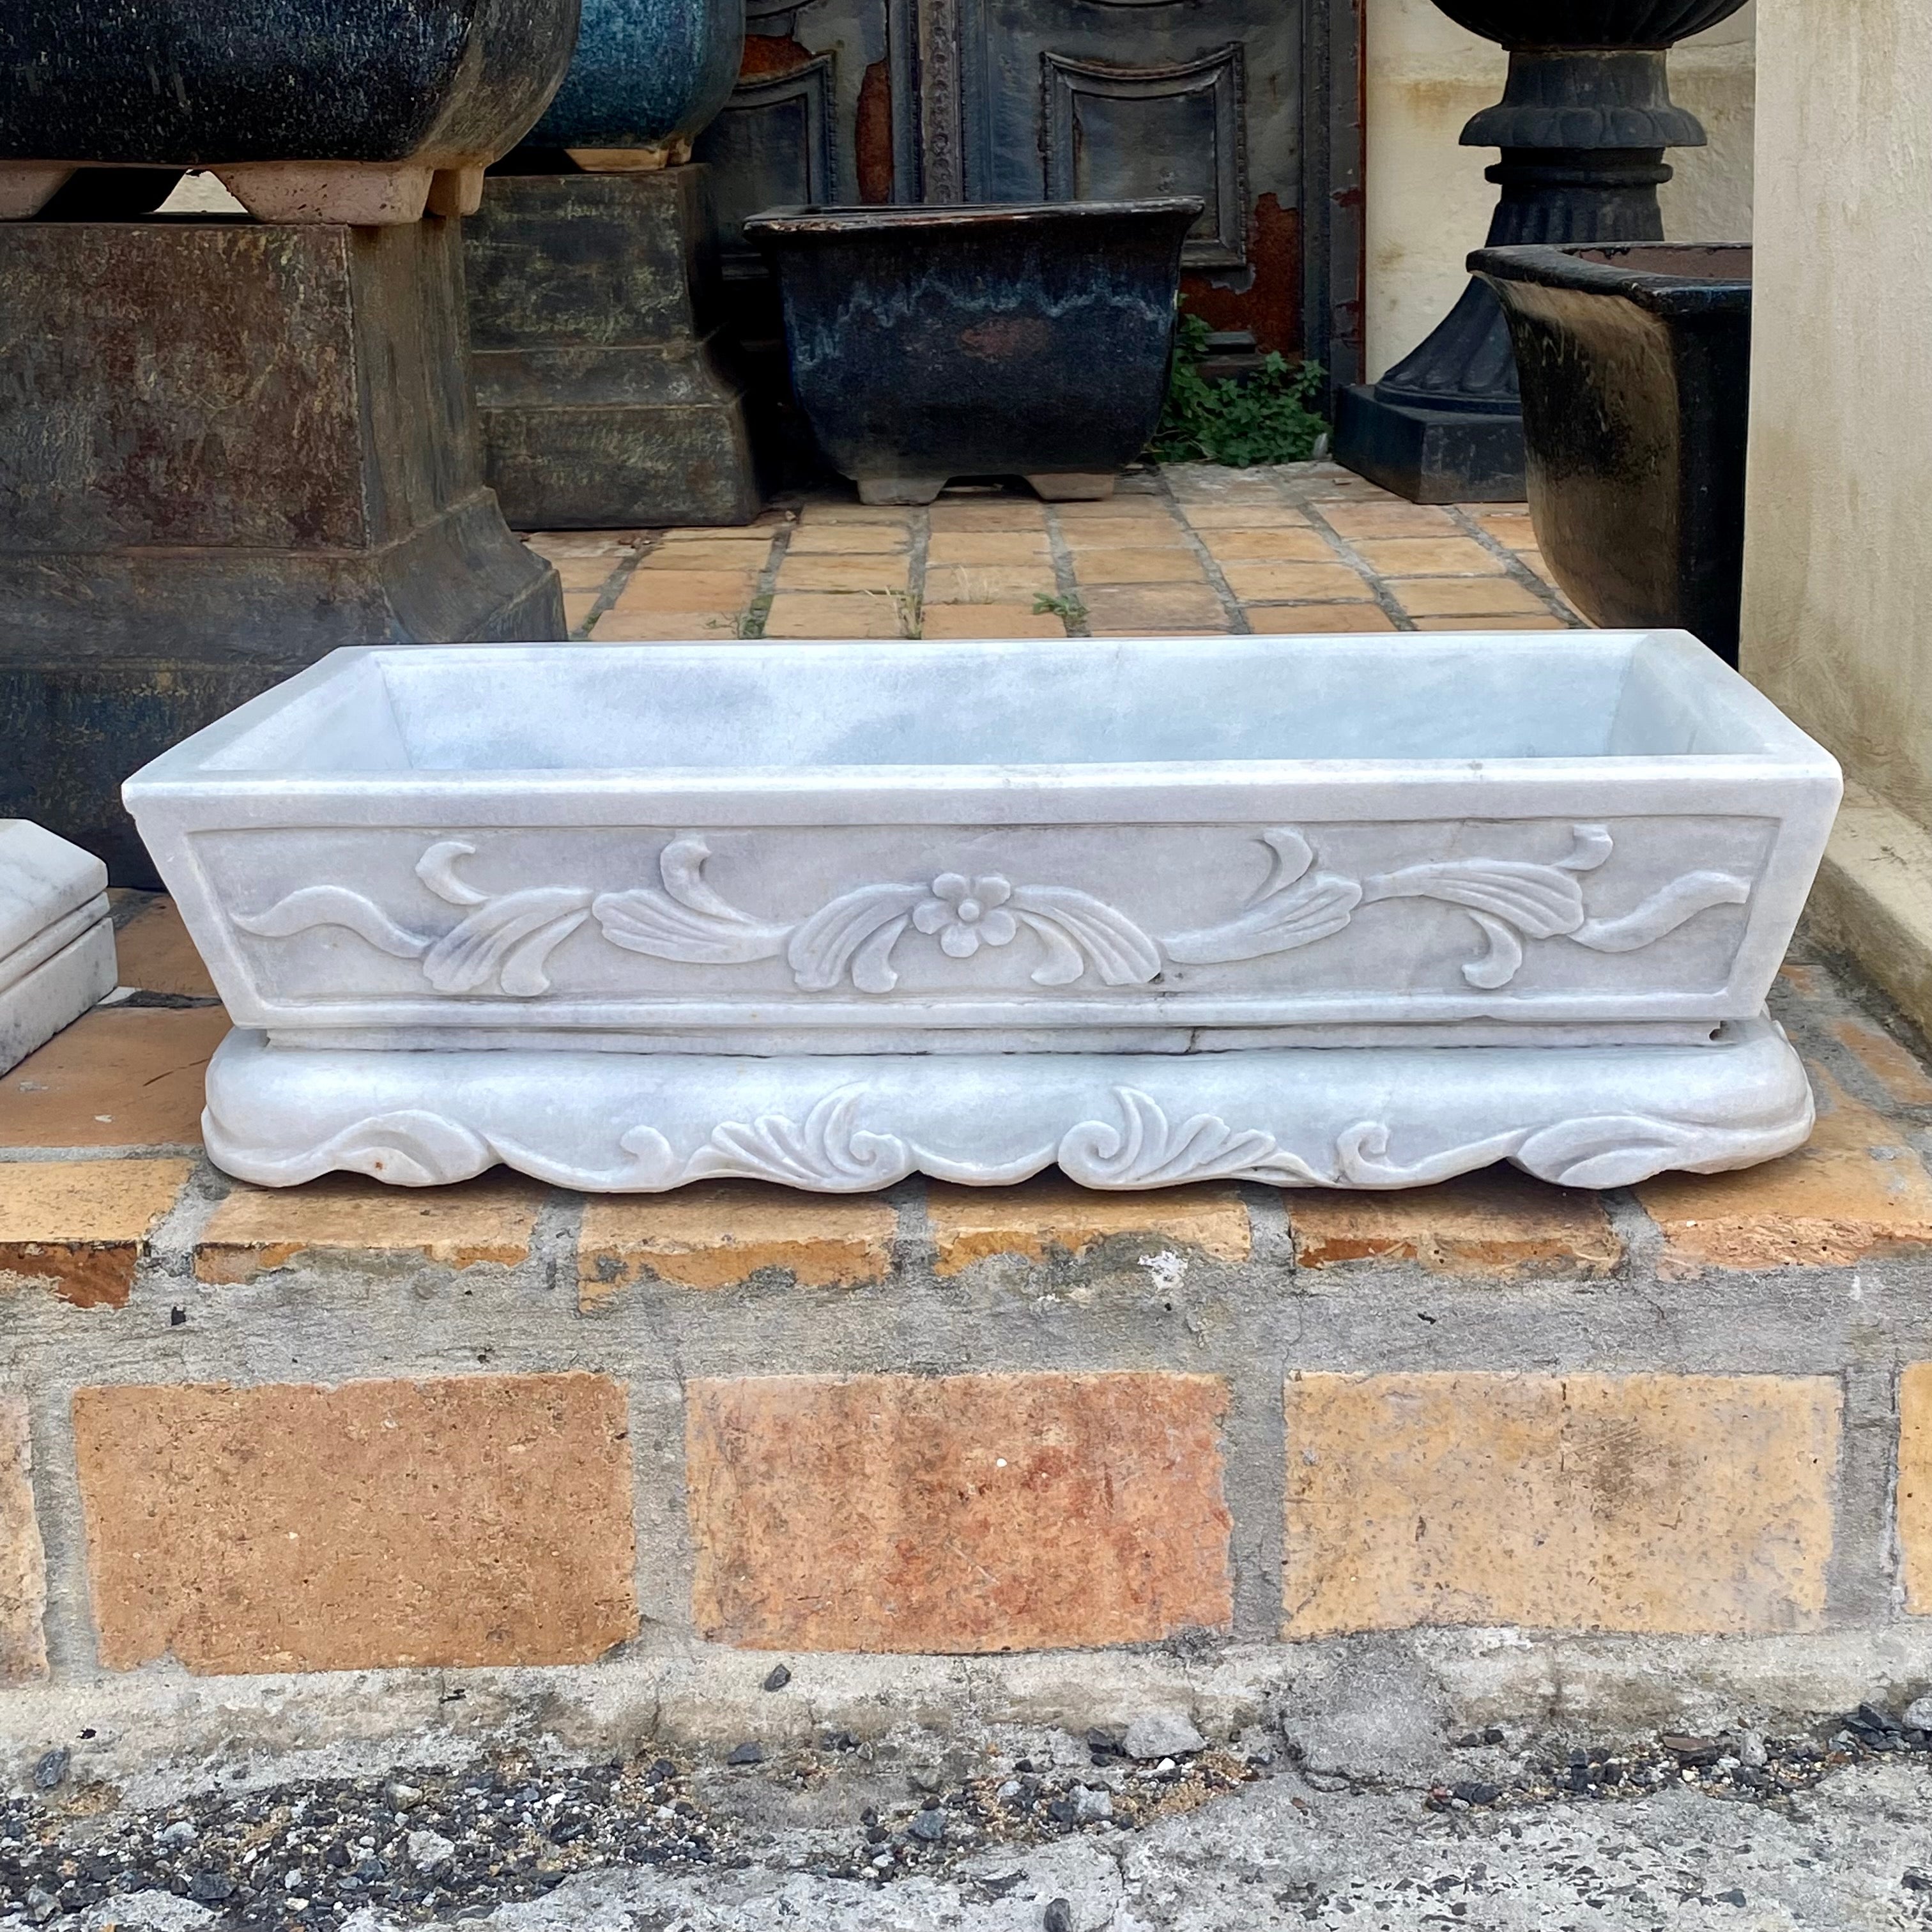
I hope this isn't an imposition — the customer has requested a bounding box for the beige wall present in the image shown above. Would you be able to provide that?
[1364,0,1759,379]
[1741,0,1932,827]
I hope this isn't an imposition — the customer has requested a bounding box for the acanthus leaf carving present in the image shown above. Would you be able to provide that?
[1058,1085,1332,1186]
[229,820,1754,1001]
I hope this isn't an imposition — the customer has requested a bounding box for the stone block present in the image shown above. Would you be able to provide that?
[1,820,115,1074]
[73,1373,637,1673]
[1288,1169,1621,1276]
[466,169,760,530]
[0,1008,229,1149]
[687,1372,1232,1650]
[1245,605,1398,633]
[578,1181,896,1299]
[1284,1371,1839,1637]
[920,602,1068,638]
[926,1174,1250,1275]
[0,1398,46,1684]
[1636,1078,1932,1271]
[0,218,562,886]
[923,564,1059,605]
[195,1174,546,1284]
[774,555,911,594]
[925,533,1051,565]
[0,1158,193,1307]
[1197,529,1338,562]
[1069,550,1206,586]
[1079,585,1226,631]
[763,593,903,639]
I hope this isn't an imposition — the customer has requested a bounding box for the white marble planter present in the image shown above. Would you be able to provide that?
[124,631,1841,1190]
[0,821,116,1075]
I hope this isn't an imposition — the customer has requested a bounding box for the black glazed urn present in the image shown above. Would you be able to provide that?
[1332,0,1751,502]
[0,0,579,218]
[746,199,1200,505]
[1471,241,1751,663]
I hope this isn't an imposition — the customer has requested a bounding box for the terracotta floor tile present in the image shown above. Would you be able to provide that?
[1319,502,1461,538]
[924,564,1058,604]
[1469,509,1539,548]
[1390,576,1552,618]
[547,555,623,590]
[1351,536,1507,577]
[1409,613,1573,631]
[1057,518,1186,549]
[563,592,599,634]
[658,523,786,544]
[589,610,739,641]
[783,525,912,556]
[522,530,647,557]
[1181,503,1312,529]
[1081,585,1227,631]
[774,554,910,594]
[638,540,777,571]
[921,602,1068,638]
[1244,604,1399,633]
[111,896,218,999]
[1070,549,1206,585]
[799,502,918,526]
[1054,497,1174,521]
[1198,528,1337,563]
[926,532,1051,565]
[610,569,759,611]
[1219,562,1373,602]
[927,503,1050,532]
[763,592,906,639]
[0,1007,229,1149]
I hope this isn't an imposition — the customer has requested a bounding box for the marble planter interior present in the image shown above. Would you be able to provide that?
[0,820,116,1075]
[123,631,1841,1192]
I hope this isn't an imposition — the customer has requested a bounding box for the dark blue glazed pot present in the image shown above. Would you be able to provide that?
[0,0,578,168]
[530,0,745,152]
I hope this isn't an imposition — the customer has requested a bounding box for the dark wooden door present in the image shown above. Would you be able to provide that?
[696,0,1360,377]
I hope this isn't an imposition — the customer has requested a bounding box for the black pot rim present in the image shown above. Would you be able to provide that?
[744,197,1204,243]
[1470,240,1751,314]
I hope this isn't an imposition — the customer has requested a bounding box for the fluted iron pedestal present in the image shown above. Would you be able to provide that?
[1336,47,1707,502]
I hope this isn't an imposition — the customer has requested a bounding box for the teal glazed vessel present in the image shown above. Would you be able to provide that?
[531,0,746,151]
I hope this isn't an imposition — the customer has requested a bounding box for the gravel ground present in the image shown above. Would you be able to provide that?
[4,1697,1931,1930]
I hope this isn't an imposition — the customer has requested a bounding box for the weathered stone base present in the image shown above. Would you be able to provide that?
[0,217,563,885]
[467,168,760,528]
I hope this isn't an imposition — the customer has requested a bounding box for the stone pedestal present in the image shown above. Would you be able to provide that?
[0,820,116,1075]
[0,217,562,887]
[465,167,760,528]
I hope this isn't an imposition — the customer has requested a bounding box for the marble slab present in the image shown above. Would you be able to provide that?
[0,820,114,1074]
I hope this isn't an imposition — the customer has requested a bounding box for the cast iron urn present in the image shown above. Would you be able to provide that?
[1333,0,1752,502]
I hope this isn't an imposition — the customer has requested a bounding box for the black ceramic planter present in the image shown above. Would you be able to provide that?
[1471,241,1751,663]
[0,0,578,223]
[744,200,1200,504]
[1332,0,1751,503]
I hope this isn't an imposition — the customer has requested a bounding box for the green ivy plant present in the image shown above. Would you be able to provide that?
[1149,310,1328,468]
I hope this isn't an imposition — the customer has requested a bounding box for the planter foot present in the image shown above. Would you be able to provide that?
[426,165,485,218]
[199,1015,1816,1193]
[1027,472,1117,502]
[0,165,75,218]
[213,162,436,225]
[857,475,948,506]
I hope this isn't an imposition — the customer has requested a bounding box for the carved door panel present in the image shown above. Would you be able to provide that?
[951,0,1305,352]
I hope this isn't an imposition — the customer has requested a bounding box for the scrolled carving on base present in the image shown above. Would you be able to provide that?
[201,1021,1816,1194]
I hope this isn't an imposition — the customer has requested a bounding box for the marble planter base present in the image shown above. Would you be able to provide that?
[466,167,760,528]
[1,821,116,1075]
[0,217,562,886]
[201,1015,1813,1192]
